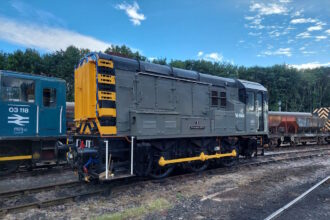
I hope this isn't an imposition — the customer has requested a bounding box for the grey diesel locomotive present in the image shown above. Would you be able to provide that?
[71,52,268,181]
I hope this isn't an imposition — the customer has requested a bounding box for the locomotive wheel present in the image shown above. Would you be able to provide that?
[219,138,239,167]
[220,154,238,167]
[148,152,174,179]
[0,161,19,176]
[149,162,174,179]
[187,160,209,172]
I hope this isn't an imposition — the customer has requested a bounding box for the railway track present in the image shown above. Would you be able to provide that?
[1,144,328,181]
[0,145,329,215]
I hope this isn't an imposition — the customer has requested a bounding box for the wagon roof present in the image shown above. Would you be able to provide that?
[269,111,312,117]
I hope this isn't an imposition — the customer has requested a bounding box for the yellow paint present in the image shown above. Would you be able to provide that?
[98,107,117,117]
[74,61,97,121]
[0,155,32,161]
[98,91,116,101]
[75,56,117,136]
[98,59,114,68]
[158,150,237,166]
[98,74,115,85]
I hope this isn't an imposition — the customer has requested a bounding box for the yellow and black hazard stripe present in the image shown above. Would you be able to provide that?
[313,107,330,131]
[96,58,117,135]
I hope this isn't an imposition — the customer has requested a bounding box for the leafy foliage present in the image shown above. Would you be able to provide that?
[0,46,329,112]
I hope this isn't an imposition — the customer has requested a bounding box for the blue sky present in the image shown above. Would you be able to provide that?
[0,0,329,68]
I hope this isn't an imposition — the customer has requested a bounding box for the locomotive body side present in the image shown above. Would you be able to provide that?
[0,70,67,175]
[73,53,269,181]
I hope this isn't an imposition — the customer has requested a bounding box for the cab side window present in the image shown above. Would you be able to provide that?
[43,88,56,107]
[211,91,218,106]
[220,92,226,107]
[1,76,35,103]
[247,91,255,112]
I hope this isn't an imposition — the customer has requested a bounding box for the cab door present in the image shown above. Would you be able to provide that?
[256,92,264,131]
[38,81,63,136]
[245,91,257,132]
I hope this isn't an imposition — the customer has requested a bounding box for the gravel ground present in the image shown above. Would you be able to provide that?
[2,155,329,220]
[0,169,76,193]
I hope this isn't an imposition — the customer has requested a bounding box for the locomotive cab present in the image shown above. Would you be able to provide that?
[0,70,66,175]
[237,80,268,134]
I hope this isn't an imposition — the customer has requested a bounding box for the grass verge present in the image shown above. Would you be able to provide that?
[96,198,171,220]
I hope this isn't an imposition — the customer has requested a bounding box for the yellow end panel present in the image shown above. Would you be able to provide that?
[98,108,117,117]
[98,74,115,85]
[98,91,116,101]
[74,61,97,125]
[99,126,117,135]
[95,118,117,135]
[98,59,114,68]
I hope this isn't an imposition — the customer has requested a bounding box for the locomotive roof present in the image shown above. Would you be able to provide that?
[80,52,267,91]
[0,70,65,83]
[269,111,312,117]
[237,79,267,92]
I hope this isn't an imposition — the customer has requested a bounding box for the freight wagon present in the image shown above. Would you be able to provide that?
[268,111,328,147]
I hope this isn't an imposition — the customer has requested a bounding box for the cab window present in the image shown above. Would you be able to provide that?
[220,92,226,107]
[43,88,56,107]
[246,91,255,111]
[1,76,35,103]
[211,91,218,106]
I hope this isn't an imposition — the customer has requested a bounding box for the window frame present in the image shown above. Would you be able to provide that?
[246,91,255,112]
[43,88,57,108]
[0,75,35,103]
[220,91,226,107]
[211,90,219,107]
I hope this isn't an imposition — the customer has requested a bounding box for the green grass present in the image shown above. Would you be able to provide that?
[96,198,171,220]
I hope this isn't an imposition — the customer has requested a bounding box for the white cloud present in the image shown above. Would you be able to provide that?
[250,2,288,16]
[279,0,291,3]
[325,29,330,35]
[197,51,223,62]
[296,32,311,39]
[291,10,303,17]
[204,52,223,62]
[290,18,317,24]
[248,32,262,36]
[315,36,327,41]
[307,25,323,32]
[260,48,292,57]
[244,16,255,20]
[116,2,146,26]
[302,51,315,55]
[290,62,330,69]
[0,16,111,51]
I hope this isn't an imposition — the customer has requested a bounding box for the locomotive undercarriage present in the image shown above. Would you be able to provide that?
[0,139,67,176]
[268,134,329,147]
[71,136,265,182]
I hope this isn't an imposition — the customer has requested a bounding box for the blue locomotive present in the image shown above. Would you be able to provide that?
[0,70,66,175]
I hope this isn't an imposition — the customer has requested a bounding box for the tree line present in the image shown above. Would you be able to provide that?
[0,45,329,112]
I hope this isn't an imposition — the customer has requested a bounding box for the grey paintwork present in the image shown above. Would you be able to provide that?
[111,66,267,140]
[93,53,268,140]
